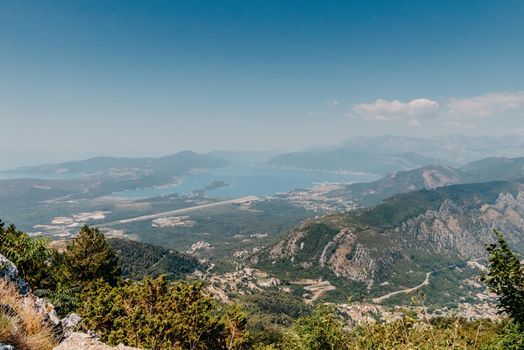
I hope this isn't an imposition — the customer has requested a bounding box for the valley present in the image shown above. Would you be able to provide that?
[3,141,524,326]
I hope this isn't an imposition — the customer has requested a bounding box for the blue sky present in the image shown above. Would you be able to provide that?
[1,1,524,167]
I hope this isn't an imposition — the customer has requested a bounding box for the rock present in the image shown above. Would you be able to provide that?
[0,254,29,295]
[15,278,29,295]
[53,332,140,350]
[0,254,18,281]
[61,313,82,338]
[35,297,62,328]
[0,344,16,350]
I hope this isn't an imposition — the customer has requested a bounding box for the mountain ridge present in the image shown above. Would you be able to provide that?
[255,179,524,306]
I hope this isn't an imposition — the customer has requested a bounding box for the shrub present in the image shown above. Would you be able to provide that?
[481,230,524,327]
[0,222,52,287]
[78,277,249,350]
[281,304,349,350]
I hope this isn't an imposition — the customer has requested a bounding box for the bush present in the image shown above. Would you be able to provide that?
[481,230,524,328]
[0,221,52,287]
[281,304,349,350]
[78,277,249,350]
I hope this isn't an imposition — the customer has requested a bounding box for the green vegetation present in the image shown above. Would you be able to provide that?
[108,238,200,280]
[60,226,121,286]
[0,220,52,286]
[482,230,524,327]
[282,309,502,350]
[3,221,524,349]
[79,277,248,349]
[241,291,312,345]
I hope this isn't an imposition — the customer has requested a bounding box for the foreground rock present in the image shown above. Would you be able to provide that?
[0,254,18,281]
[53,333,140,350]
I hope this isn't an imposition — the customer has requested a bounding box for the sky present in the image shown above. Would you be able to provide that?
[1,0,524,168]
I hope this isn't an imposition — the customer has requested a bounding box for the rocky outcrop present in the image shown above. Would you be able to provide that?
[53,333,140,350]
[402,192,524,259]
[0,254,81,345]
[260,188,524,297]
[0,254,17,281]
[0,253,29,295]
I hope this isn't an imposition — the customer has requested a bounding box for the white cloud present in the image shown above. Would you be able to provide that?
[326,100,340,109]
[407,119,422,128]
[351,98,439,121]
[446,91,524,118]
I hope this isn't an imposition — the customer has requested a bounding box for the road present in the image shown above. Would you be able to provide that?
[98,196,260,227]
[372,272,432,304]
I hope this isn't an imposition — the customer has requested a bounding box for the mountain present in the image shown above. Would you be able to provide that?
[108,238,201,280]
[0,151,229,203]
[208,150,281,163]
[342,135,524,165]
[267,149,444,176]
[330,157,524,207]
[8,151,228,177]
[334,165,461,207]
[266,135,524,175]
[255,179,524,307]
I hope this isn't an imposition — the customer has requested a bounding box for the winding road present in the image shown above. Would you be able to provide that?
[372,272,432,304]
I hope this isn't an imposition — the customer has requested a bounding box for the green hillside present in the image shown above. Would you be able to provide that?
[108,238,201,280]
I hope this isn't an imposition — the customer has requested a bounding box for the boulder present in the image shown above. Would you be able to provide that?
[0,254,29,295]
[0,254,18,281]
[61,313,82,338]
[53,333,140,350]
[0,344,16,350]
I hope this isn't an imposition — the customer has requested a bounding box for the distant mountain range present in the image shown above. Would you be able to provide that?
[9,150,228,177]
[341,134,524,165]
[266,135,524,176]
[267,150,444,176]
[6,134,524,180]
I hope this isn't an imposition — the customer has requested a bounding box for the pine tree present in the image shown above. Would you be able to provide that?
[61,225,121,286]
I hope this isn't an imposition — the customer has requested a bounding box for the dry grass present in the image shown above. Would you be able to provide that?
[0,280,57,350]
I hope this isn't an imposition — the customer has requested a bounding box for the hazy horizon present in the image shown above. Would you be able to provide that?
[2,1,524,169]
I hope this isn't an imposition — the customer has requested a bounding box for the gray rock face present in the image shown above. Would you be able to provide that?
[0,254,18,281]
[0,344,16,350]
[0,254,29,295]
[61,313,82,338]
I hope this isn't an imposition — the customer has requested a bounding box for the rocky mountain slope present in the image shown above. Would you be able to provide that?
[256,179,524,307]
